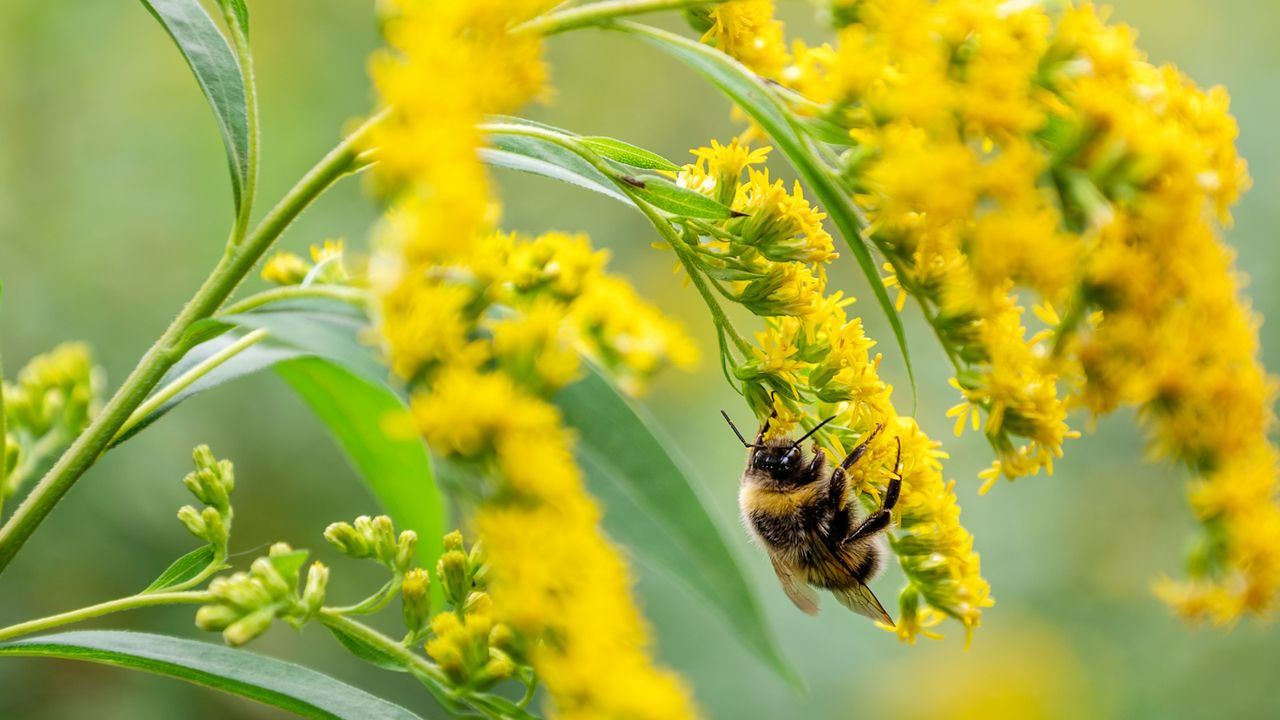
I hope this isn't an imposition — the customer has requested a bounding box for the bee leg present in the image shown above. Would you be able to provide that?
[843,436,903,545]
[838,423,884,472]
[845,509,892,544]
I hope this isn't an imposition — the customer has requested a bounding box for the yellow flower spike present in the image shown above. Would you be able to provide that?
[366,4,698,713]
[702,1,790,78]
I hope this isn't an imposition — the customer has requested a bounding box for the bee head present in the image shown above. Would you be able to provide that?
[721,411,838,486]
[751,443,803,479]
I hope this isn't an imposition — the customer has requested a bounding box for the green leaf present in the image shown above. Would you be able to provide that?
[0,631,425,719]
[322,623,408,673]
[620,22,917,402]
[275,357,446,575]
[227,0,249,37]
[554,365,799,687]
[630,174,739,219]
[220,298,385,386]
[111,334,307,447]
[579,136,680,171]
[487,133,632,205]
[140,0,249,212]
[116,297,387,447]
[480,148,632,205]
[143,545,217,593]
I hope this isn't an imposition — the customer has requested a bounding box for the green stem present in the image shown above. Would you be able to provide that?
[221,0,259,246]
[317,610,449,687]
[114,329,269,444]
[0,329,6,520]
[515,0,726,36]
[219,284,369,317]
[328,575,403,616]
[664,226,753,357]
[0,591,213,642]
[0,112,385,577]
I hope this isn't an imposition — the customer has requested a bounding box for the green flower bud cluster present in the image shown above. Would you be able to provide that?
[177,445,235,552]
[422,531,517,691]
[438,530,488,608]
[323,515,417,573]
[2,343,101,502]
[196,542,329,646]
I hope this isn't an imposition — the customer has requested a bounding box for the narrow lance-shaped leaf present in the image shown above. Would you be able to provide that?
[630,174,740,220]
[579,136,680,171]
[143,545,218,593]
[0,631,426,720]
[111,334,306,447]
[555,365,800,687]
[139,0,250,212]
[619,22,918,402]
[480,148,633,206]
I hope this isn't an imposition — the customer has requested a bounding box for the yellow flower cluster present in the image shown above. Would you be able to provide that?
[261,240,349,285]
[366,2,697,716]
[2,343,101,504]
[677,140,992,643]
[704,1,1278,621]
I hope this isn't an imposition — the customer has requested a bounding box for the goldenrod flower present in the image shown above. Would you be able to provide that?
[675,140,992,642]
[703,0,1279,621]
[365,2,698,715]
[702,1,789,79]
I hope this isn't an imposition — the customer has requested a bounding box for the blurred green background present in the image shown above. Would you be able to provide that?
[1,1,1277,718]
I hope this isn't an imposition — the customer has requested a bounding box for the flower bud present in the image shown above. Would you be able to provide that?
[463,591,492,617]
[324,521,371,558]
[223,606,277,647]
[212,573,272,610]
[475,648,516,689]
[401,567,431,636]
[425,612,467,683]
[192,444,218,473]
[442,529,465,553]
[300,562,329,616]
[370,515,397,566]
[177,505,207,541]
[467,540,487,588]
[216,459,235,494]
[194,603,240,632]
[437,550,469,608]
[251,557,292,599]
[201,506,228,547]
[394,530,418,573]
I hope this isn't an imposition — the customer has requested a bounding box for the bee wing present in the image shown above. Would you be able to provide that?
[831,581,894,626]
[767,551,820,615]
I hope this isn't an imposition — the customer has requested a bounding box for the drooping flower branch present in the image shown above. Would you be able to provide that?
[703,0,1278,622]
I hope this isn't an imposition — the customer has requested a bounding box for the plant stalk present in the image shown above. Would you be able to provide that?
[515,0,726,36]
[0,113,385,577]
[0,591,212,642]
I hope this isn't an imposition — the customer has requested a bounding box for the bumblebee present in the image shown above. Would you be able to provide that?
[723,410,900,624]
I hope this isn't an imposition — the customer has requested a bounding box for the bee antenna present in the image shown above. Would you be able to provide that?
[791,415,837,451]
[721,411,761,449]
